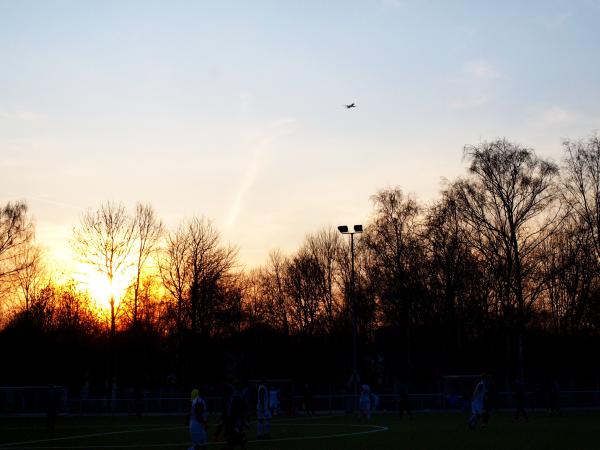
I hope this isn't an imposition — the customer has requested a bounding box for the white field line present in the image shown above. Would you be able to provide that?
[0,422,388,449]
[1,425,180,432]
[0,427,183,448]
[0,415,332,444]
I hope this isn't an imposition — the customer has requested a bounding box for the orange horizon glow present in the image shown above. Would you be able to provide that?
[71,263,134,314]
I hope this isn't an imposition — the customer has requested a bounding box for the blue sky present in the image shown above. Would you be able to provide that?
[1,0,599,267]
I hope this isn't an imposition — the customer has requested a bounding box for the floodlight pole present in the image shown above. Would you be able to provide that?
[350,231,357,410]
[338,224,362,411]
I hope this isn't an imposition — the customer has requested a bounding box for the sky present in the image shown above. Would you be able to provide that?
[1,0,599,270]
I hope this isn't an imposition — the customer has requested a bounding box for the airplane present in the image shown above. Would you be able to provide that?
[345,103,356,109]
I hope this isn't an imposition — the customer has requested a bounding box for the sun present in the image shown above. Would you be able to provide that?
[73,263,133,312]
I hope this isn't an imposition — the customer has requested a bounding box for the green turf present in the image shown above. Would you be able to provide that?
[0,412,598,449]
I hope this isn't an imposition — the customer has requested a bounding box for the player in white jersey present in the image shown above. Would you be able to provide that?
[256,380,271,439]
[189,389,208,450]
[359,384,372,421]
[468,375,488,430]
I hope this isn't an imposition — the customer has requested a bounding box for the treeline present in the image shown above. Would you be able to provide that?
[1,136,599,395]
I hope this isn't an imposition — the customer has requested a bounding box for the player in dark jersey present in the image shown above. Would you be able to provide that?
[224,389,249,450]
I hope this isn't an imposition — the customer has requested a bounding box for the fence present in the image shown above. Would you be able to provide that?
[0,386,67,415]
[2,389,600,415]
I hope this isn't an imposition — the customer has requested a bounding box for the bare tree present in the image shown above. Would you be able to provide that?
[159,224,190,333]
[0,201,33,286]
[241,268,266,327]
[160,217,237,336]
[452,139,559,380]
[131,203,163,326]
[284,249,325,335]
[305,228,343,332]
[185,217,237,336]
[243,251,290,334]
[362,187,423,380]
[71,202,136,337]
[50,281,100,332]
[0,201,35,323]
[538,216,598,335]
[71,202,137,404]
[14,243,45,313]
[562,135,600,266]
[424,190,480,360]
[267,250,290,335]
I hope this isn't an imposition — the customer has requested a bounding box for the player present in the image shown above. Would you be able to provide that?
[188,389,208,450]
[303,384,314,416]
[548,379,560,416]
[359,384,372,422]
[482,375,496,426]
[514,377,528,422]
[214,383,233,441]
[47,385,58,431]
[468,375,487,430]
[269,388,280,416]
[256,380,271,439]
[370,390,380,413]
[397,384,413,420]
[223,387,249,450]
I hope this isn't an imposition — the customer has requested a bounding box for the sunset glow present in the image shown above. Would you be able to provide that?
[1,3,600,446]
[72,263,133,313]
[1,1,597,271]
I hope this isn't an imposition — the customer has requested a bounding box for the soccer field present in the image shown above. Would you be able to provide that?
[1,412,599,450]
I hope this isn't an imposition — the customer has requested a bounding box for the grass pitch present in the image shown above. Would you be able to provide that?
[0,412,598,450]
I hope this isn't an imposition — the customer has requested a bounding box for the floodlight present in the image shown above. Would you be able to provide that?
[336,221,363,411]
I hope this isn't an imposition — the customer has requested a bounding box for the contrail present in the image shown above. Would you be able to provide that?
[225,119,296,231]
[1,193,83,211]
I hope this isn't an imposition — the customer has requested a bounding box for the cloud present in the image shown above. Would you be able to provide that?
[381,0,404,8]
[537,106,580,125]
[463,61,500,79]
[0,142,25,167]
[239,91,254,111]
[450,95,490,110]
[0,111,46,121]
[538,12,572,30]
[531,106,600,133]
[449,60,501,110]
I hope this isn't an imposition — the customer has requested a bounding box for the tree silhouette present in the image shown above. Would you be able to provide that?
[72,202,136,337]
[452,139,560,381]
[131,203,163,326]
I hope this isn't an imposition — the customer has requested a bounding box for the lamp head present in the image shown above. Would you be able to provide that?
[337,225,349,234]
[353,225,363,233]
